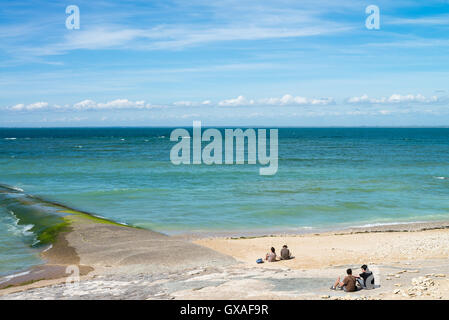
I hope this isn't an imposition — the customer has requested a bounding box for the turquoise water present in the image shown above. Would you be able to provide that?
[1,128,449,276]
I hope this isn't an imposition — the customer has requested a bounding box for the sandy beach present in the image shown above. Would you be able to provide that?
[1,216,449,300]
[195,222,449,270]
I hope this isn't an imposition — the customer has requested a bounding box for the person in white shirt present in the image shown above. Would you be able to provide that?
[265,247,276,262]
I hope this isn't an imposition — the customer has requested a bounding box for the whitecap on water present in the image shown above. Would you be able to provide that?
[10,186,24,192]
[5,210,35,238]
[0,270,31,284]
[42,244,53,253]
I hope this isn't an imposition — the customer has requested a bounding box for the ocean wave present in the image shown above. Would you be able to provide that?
[91,214,128,226]
[42,244,53,252]
[434,176,448,180]
[3,137,17,140]
[6,210,35,238]
[0,270,31,284]
[347,220,425,229]
[10,186,24,192]
[0,184,24,193]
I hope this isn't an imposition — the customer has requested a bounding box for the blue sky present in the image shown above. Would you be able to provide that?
[1,0,449,127]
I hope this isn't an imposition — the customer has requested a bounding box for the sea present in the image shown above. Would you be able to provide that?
[1,127,449,276]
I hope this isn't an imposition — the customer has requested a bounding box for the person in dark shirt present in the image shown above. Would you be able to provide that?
[330,268,357,292]
[280,245,292,260]
[358,264,375,289]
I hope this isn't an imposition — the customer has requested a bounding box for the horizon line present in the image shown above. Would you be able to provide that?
[2,125,449,129]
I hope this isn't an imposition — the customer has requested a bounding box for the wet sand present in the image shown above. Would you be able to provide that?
[0,213,235,293]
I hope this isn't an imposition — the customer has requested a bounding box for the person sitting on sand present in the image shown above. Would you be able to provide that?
[280,245,292,260]
[330,268,358,292]
[357,264,375,289]
[265,247,276,262]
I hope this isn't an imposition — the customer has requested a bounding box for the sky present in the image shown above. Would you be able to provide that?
[1,0,449,127]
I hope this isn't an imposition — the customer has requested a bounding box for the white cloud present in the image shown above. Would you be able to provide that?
[347,94,439,105]
[9,94,333,111]
[10,104,25,111]
[97,99,146,109]
[7,2,352,61]
[259,94,334,106]
[173,101,195,107]
[218,95,255,107]
[173,100,213,107]
[217,94,334,107]
[347,94,370,104]
[6,99,157,111]
[385,14,449,26]
[9,102,49,111]
[4,93,444,113]
[73,99,97,110]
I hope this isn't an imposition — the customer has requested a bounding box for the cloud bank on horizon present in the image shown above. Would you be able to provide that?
[1,0,449,126]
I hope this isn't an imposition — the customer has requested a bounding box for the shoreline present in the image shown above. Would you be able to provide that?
[3,181,449,277]
[2,217,449,299]
[0,203,236,294]
[169,219,449,241]
[2,184,449,299]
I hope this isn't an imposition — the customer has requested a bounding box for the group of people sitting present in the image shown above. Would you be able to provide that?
[265,245,292,262]
[330,265,375,291]
[263,246,375,292]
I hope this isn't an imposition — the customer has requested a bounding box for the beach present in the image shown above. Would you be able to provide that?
[2,218,449,300]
